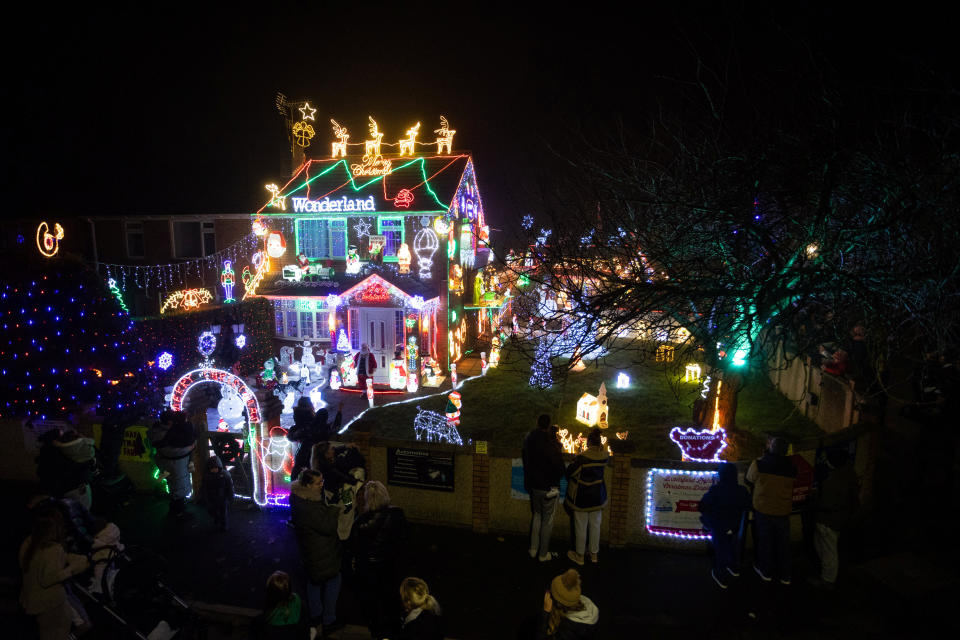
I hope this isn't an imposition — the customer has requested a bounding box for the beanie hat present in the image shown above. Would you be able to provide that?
[550,569,581,607]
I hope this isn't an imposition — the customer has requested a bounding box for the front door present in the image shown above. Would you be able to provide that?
[360,308,400,384]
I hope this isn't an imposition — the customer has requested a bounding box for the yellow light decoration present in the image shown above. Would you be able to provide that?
[433,217,449,234]
[330,119,349,158]
[655,344,675,362]
[399,122,420,156]
[684,363,701,382]
[576,382,609,428]
[292,121,315,148]
[434,115,456,154]
[616,431,629,440]
[265,184,286,210]
[299,101,317,121]
[242,251,269,300]
[350,117,391,176]
[160,288,214,314]
[36,221,64,258]
[364,116,384,159]
[712,379,723,432]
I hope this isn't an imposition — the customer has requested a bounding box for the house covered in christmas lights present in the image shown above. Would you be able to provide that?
[247,116,511,387]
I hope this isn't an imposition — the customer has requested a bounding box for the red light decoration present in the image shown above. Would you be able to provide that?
[394,188,415,208]
[170,367,261,422]
[360,282,391,303]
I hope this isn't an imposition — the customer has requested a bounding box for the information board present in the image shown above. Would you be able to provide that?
[387,447,455,492]
[644,467,718,539]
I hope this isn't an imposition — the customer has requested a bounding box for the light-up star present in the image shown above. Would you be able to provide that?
[353,218,372,238]
[299,102,317,121]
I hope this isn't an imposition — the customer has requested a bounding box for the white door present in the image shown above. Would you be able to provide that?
[360,308,399,383]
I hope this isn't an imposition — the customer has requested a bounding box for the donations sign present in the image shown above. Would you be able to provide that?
[644,468,718,540]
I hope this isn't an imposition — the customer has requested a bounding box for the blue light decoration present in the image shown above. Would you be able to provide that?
[529,339,553,389]
[158,351,174,370]
[336,328,350,352]
[235,334,247,349]
[198,331,217,358]
[644,468,718,540]
[521,214,535,230]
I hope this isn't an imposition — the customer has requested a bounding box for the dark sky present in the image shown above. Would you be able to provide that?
[3,2,954,235]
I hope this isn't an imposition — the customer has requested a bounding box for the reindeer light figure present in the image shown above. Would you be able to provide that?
[265,183,286,210]
[399,122,421,156]
[434,116,456,154]
[330,119,349,158]
[364,116,384,159]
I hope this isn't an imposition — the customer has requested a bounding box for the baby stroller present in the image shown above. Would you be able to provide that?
[72,545,204,639]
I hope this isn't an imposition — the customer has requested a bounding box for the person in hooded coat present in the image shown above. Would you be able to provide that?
[538,569,599,639]
[202,455,235,531]
[564,429,609,566]
[698,462,751,588]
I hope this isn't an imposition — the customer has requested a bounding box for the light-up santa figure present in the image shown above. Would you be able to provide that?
[266,231,286,258]
[445,391,462,427]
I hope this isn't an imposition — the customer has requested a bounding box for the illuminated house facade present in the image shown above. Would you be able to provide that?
[251,144,499,382]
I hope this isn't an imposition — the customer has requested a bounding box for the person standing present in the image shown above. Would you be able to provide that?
[523,414,565,562]
[352,480,407,640]
[746,437,797,585]
[19,511,90,640]
[698,462,751,588]
[201,455,234,532]
[290,470,344,638]
[289,397,319,484]
[353,344,377,389]
[810,448,860,589]
[564,429,608,566]
[149,411,196,520]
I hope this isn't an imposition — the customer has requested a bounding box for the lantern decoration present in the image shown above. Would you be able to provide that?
[221,260,236,303]
[266,232,287,258]
[445,391,462,426]
[576,382,609,428]
[655,344,675,362]
[198,330,217,359]
[616,372,630,388]
[414,228,439,279]
[36,221,64,258]
[366,378,375,408]
[685,363,702,382]
[397,243,412,274]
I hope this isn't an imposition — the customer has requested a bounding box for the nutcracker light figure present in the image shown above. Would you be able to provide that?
[221,260,236,302]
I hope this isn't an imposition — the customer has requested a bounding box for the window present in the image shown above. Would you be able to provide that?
[395,310,404,348]
[298,219,330,258]
[300,311,314,338]
[274,301,285,336]
[379,218,404,260]
[285,308,299,337]
[329,220,347,258]
[173,221,202,258]
[315,312,329,338]
[203,222,216,256]
[125,222,144,258]
[273,300,332,340]
[349,309,360,350]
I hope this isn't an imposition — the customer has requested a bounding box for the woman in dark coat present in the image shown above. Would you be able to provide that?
[351,480,407,639]
[290,469,343,637]
[564,429,608,566]
[288,402,343,484]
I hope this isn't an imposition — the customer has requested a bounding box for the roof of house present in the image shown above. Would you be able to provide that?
[259,154,471,215]
[258,267,442,300]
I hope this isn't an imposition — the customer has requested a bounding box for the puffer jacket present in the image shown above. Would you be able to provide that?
[290,479,341,582]
[523,428,565,492]
[746,452,797,516]
[564,446,608,511]
[352,505,407,567]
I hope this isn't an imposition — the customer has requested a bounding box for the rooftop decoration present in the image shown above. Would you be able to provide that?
[330,119,349,158]
[435,116,456,154]
[399,122,420,156]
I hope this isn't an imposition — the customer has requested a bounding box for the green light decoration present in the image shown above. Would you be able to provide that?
[518,274,530,287]
[107,278,128,313]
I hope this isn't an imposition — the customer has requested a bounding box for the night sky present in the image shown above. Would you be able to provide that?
[4,3,953,238]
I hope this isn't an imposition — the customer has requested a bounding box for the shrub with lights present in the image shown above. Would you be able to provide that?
[0,257,153,421]
[136,297,274,385]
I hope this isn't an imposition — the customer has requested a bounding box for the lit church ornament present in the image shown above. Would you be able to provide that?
[576,382,609,428]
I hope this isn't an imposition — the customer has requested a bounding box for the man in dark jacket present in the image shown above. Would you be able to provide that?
[523,414,565,562]
[810,447,859,588]
[699,462,751,588]
[290,469,343,637]
[746,437,798,585]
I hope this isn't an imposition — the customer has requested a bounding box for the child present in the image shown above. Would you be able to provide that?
[202,456,234,532]
[254,571,309,639]
[398,577,443,640]
[698,462,751,588]
[539,569,599,638]
[88,518,124,596]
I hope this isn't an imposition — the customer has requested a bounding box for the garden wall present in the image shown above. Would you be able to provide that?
[768,344,859,433]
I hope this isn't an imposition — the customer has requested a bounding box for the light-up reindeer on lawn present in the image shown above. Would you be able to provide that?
[399,122,420,156]
[330,119,349,158]
[435,115,456,154]
[364,116,384,159]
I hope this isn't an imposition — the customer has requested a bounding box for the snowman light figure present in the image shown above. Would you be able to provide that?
[282,389,297,414]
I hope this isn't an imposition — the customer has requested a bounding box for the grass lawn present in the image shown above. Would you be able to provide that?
[361,344,822,460]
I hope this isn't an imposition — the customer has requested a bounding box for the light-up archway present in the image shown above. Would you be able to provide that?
[169,367,285,506]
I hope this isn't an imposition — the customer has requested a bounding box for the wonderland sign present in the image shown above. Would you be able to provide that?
[291,195,376,213]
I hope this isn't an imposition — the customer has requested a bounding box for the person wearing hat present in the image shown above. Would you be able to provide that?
[539,569,599,639]
[745,436,798,585]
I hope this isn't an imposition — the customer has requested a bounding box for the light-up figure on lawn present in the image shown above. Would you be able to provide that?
[390,345,407,390]
[405,335,419,383]
[445,391,462,427]
[221,260,236,303]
